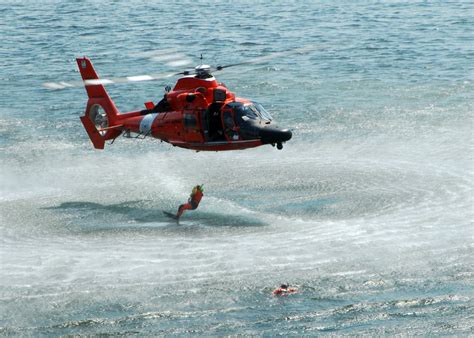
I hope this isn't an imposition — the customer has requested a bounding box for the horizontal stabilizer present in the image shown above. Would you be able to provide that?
[97,124,124,132]
[144,101,155,110]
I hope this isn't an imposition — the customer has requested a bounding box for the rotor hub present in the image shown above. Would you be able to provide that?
[195,64,212,78]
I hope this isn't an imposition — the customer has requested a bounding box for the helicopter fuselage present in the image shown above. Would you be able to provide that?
[78,57,292,151]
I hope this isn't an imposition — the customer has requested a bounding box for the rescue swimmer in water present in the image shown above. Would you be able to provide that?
[272,284,298,296]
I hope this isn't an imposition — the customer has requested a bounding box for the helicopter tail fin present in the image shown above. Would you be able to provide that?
[77,57,122,149]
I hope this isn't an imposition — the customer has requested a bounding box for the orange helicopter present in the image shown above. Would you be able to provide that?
[46,54,295,152]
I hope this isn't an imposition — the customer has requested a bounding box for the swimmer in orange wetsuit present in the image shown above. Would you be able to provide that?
[176,185,204,219]
[272,284,298,296]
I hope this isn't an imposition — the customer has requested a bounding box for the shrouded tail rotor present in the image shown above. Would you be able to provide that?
[89,104,109,136]
[77,58,122,149]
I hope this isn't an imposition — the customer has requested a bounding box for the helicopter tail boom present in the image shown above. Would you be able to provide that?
[77,57,122,149]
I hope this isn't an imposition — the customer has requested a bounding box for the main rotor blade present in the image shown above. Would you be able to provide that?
[43,45,322,90]
[43,48,194,90]
[42,71,178,90]
[214,45,320,71]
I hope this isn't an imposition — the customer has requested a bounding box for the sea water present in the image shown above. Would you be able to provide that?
[1,1,473,335]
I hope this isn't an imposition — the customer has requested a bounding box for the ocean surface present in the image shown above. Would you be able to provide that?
[1,0,473,335]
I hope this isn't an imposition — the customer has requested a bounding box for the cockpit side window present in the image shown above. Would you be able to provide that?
[224,102,273,124]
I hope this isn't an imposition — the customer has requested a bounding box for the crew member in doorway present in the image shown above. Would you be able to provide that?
[176,185,204,219]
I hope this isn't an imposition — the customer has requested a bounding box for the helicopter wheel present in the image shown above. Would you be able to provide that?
[277,142,283,150]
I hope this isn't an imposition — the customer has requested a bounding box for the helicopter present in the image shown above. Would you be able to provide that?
[43,48,317,151]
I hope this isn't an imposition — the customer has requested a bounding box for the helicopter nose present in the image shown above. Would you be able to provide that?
[259,126,292,144]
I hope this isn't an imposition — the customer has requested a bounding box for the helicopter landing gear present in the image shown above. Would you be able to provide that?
[271,142,284,150]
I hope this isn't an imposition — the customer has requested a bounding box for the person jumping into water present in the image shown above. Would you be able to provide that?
[176,184,204,220]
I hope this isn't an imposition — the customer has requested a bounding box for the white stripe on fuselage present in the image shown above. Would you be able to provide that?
[139,113,159,135]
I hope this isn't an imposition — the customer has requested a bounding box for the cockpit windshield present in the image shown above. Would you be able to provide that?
[252,102,273,121]
[228,102,273,123]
